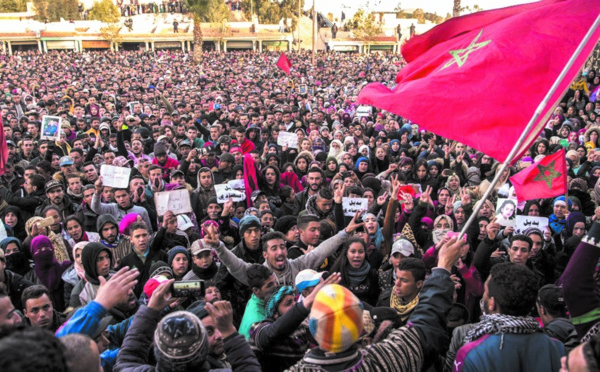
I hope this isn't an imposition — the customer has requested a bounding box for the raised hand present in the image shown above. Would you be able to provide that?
[95,267,139,311]
[437,237,464,271]
[162,210,175,229]
[399,192,414,211]
[148,279,178,311]
[204,223,221,248]
[377,191,389,206]
[205,301,237,339]
[345,210,365,234]
[390,174,401,201]
[459,187,471,206]
[445,194,456,215]
[334,183,345,204]
[486,217,501,241]
[419,185,433,206]
[95,176,104,193]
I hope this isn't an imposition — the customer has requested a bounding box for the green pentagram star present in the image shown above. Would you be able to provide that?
[533,161,562,189]
[441,29,491,70]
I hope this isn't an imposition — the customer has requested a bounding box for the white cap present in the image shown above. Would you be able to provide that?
[295,269,323,291]
[177,214,194,232]
[391,239,414,257]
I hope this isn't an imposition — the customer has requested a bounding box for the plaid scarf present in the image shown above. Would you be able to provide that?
[464,313,540,349]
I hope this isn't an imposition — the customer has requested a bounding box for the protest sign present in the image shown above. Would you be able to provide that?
[41,115,61,141]
[228,179,245,193]
[215,182,246,203]
[495,198,517,227]
[342,197,368,217]
[100,165,131,188]
[154,189,192,216]
[128,101,139,113]
[515,216,549,235]
[277,132,298,148]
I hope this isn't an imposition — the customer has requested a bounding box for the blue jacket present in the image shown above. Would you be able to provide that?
[453,332,565,372]
[56,300,133,372]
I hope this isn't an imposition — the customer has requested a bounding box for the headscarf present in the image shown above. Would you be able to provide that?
[358,145,370,157]
[26,216,70,264]
[30,235,71,291]
[433,215,454,244]
[1,206,25,241]
[328,139,344,161]
[265,286,295,319]
[72,241,88,280]
[566,212,586,238]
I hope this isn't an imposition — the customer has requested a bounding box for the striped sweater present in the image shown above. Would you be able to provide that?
[288,268,455,372]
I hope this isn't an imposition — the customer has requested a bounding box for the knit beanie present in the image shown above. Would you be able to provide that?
[144,275,170,299]
[154,141,167,156]
[309,284,363,353]
[239,215,261,236]
[273,216,297,235]
[207,196,219,207]
[119,213,140,236]
[168,246,190,267]
[149,260,174,279]
[154,311,209,371]
[265,285,295,319]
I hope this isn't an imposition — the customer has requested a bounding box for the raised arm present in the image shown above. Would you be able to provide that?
[206,225,252,286]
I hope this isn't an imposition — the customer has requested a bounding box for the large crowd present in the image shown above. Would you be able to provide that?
[0,48,599,372]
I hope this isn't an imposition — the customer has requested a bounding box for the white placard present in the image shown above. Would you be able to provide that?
[154,189,192,216]
[495,198,517,227]
[40,115,61,141]
[514,216,549,236]
[227,179,246,193]
[215,183,246,203]
[128,101,140,113]
[342,197,368,217]
[277,132,298,148]
[100,164,131,188]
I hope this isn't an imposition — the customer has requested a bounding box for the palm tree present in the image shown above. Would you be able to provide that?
[186,0,213,64]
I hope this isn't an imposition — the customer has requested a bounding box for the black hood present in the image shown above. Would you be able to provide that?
[82,242,113,285]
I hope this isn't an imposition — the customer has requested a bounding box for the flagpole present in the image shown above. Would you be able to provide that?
[459,12,600,239]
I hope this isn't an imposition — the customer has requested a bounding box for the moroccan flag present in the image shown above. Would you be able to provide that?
[0,116,7,175]
[510,149,567,201]
[357,0,600,163]
[276,52,292,75]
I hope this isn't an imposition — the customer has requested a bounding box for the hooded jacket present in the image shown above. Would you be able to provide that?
[193,170,217,221]
[97,214,135,265]
[80,242,114,306]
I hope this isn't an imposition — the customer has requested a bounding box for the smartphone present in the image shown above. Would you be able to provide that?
[171,280,204,298]
[38,216,54,228]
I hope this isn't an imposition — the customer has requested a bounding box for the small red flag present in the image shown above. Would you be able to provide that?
[356,0,600,163]
[510,149,567,201]
[0,116,7,175]
[276,53,292,75]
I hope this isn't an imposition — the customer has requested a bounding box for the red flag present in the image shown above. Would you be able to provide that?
[357,0,600,163]
[276,53,292,75]
[0,116,7,175]
[510,149,567,201]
